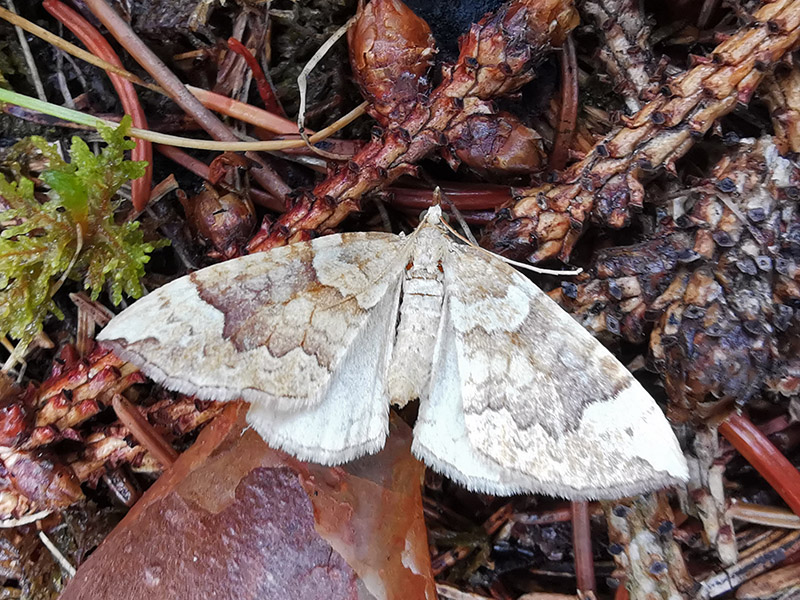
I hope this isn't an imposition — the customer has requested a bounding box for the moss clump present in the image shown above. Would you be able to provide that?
[0,117,165,352]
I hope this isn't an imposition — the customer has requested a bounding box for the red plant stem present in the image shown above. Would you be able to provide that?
[614,583,629,600]
[79,0,292,206]
[394,206,494,226]
[720,412,800,517]
[82,0,290,203]
[571,500,596,596]
[549,33,578,171]
[484,503,513,536]
[112,394,178,469]
[513,502,604,526]
[390,183,513,212]
[83,0,237,143]
[277,140,360,161]
[146,174,179,206]
[430,547,471,576]
[249,184,289,211]
[516,504,574,525]
[155,144,209,179]
[187,85,299,135]
[391,183,512,225]
[247,155,292,203]
[155,145,283,212]
[430,502,513,577]
[757,414,794,437]
[454,210,494,226]
[226,37,286,117]
[43,0,153,211]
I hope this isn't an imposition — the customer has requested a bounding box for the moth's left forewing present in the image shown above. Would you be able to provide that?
[441,242,689,499]
[99,232,409,411]
[245,258,401,464]
[99,231,411,465]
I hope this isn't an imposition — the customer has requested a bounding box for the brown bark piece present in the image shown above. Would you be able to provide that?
[60,405,435,600]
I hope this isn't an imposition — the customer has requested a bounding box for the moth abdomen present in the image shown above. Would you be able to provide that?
[388,229,447,408]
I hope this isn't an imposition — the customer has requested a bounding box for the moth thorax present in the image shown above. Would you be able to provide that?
[388,261,445,408]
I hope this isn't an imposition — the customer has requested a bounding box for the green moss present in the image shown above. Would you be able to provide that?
[0,117,166,352]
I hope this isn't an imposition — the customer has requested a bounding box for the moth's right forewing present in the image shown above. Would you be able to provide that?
[440,243,688,499]
[98,232,410,412]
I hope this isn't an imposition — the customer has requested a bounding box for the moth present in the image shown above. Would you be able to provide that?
[98,206,688,498]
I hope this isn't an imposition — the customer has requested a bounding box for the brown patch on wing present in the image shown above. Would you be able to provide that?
[189,243,360,377]
[191,244,318,352]
[446,243,632,440]
[188,232,407,371]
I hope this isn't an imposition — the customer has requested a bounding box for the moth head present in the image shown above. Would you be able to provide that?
[421,204,444,226]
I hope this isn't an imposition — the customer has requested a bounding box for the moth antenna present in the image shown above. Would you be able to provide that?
[494,253,583,277]
[436,216,583,276]
[373,195,393,232]
[431,186,479,246]
[448,202,479,246]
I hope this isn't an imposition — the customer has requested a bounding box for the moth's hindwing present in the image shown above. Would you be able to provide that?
[413,295,537,495]
[98,232,409,423]
[245,247,405,463]
[419,240,688,499]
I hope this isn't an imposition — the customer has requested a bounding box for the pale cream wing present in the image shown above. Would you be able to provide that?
[413,295,545,495]
[245,263,403,464]
[98,232,410,414]
[439,242,688,500]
